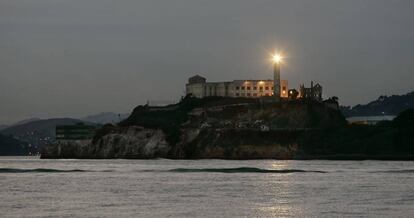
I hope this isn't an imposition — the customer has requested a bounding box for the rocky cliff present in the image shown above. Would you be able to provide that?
[41,127,302,159]
[42,97,349,159]
[41,126,169,158]
[43,97,414,160]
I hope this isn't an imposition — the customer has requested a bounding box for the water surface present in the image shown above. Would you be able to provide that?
[1,157,413,217]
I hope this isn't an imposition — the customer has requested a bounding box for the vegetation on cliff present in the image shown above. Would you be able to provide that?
[119,96,257,144]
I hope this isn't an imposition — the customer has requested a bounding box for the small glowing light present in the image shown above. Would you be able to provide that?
[272,54,282,63]
[283,90,286,94]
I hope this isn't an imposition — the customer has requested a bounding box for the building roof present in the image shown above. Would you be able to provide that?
[188,75,207,84]
[189,75,205,80]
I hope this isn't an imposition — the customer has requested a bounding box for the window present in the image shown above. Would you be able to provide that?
[253,87,257,90]
[247,86,251,90]
[236,86,240,90]
[259,87,263,90]
[253,93,257,96]
[282,87,286,91]
[247,93,251,96]
[241,86,245,90]
[235,93,240,96]
[271,87,274,90]
[265,87,269,90]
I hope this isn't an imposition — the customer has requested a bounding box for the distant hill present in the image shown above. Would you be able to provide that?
[12,117,41,126]
[0,118,96,152]
[81,112,129,124]
[0,134,30,156]
[341,91,414,117]
[0,118,41,131]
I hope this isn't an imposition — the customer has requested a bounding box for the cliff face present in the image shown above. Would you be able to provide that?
[41,127,170,158]
[42,127,301,159]
[177,129,301,159]
[92,127,169,158]
[41,97,348,159]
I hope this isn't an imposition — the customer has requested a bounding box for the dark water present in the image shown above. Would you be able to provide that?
[1,157,413,217]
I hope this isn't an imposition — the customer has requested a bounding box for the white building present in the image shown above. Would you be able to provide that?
[185,75,288,98]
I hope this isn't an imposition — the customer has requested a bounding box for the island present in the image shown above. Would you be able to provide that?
[41,96,414,160]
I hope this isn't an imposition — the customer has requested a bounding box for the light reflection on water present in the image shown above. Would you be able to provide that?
[0,157,413,217]
[270,161,289,170]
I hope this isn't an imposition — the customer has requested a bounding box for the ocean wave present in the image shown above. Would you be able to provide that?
[168,167,326,173]
[0,168,88,173]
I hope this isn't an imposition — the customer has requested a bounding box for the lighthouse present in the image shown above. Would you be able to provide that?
[272,54,282,101]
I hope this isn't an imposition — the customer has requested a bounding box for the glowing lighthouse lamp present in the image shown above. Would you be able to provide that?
[272,54,282,64]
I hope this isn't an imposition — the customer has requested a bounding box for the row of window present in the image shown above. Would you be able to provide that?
[236,86,273,91]
[235,93,272,97]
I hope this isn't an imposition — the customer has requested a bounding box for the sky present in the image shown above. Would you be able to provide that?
[1,0,414,124]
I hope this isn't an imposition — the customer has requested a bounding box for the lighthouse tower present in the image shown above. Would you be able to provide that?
[272,54,282,101]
